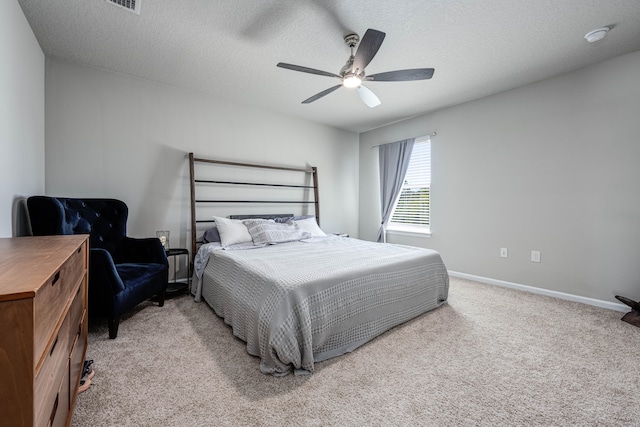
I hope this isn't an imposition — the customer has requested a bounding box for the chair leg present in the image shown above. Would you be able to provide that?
[108,317,120,339]
[158,288,166,307]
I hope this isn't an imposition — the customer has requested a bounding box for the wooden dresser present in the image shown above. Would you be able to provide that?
[0,235,89,427]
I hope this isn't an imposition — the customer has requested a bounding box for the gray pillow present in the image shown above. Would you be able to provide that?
[274,215,315,223]
[202,226,221,243]
[243,219,311,245]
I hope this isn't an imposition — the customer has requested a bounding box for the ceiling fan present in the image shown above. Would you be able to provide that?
[277,29,434,108]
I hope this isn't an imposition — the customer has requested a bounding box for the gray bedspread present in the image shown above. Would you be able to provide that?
[196,236,449,375]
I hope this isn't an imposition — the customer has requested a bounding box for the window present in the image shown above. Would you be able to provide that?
[388,135,431,234]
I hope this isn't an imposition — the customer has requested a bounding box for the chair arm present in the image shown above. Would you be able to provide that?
[90,248,126,295]
[115,237,168,266]
[89,248,126,320]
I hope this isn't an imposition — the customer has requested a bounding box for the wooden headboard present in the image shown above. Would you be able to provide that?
[188,153,319,259]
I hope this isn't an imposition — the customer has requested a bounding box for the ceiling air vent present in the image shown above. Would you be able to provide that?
[105,0,141,15]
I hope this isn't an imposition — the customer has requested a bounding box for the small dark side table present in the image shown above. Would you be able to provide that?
[165,248,191,296]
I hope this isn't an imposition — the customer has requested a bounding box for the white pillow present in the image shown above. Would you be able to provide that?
[213,216,252,247]
[294,217,326,237]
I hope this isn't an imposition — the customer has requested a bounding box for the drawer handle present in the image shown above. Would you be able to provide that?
[48,393,59,426]
[77,246,82,254]
[51,271,61,286]
[49,335,59,356]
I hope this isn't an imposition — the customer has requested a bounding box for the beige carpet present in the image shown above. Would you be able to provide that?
[72,277,640,426]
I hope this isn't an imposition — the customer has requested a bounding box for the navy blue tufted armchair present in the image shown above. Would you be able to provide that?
[27,197,168,339]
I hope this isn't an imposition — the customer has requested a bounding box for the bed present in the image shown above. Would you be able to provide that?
[189,154,449,376]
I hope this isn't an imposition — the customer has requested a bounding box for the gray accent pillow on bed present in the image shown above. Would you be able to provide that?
[202,226,221,243]
[274,214,314,223]
[243,219,311,245]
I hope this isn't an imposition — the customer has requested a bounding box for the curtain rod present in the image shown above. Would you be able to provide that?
[370,132,437,149]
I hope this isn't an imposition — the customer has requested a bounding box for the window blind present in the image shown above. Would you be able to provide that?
[389,137,430,227]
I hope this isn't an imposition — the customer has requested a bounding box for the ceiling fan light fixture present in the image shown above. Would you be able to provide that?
[343,75,362,88]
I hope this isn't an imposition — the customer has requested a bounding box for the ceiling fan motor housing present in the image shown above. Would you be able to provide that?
[342,33,363,78]
[344,33,360,48]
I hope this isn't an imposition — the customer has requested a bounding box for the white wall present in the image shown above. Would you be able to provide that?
[45,59,359,251]
[0,0,44,237]
[360,50,640,304]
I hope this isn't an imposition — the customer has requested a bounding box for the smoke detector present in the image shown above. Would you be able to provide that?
[584,27,609,43]
[105,0,141,15]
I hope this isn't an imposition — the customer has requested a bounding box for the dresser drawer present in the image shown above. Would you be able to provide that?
[49,359,70,427]
[69,312,87,409]
[67,282,85,347]
[33,242,86,369]
[34,309,71,427]
[61,243,86,300]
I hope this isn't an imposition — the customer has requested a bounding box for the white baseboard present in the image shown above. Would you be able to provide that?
[448,270,629,313]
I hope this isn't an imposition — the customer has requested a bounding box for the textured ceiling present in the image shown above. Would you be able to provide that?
[17,0,640,133]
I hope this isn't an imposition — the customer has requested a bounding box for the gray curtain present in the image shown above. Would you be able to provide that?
[377,138,415,243]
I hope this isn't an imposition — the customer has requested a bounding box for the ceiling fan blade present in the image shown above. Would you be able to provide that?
[356,85,381,108]
[277,63,341,79]
[366,68,435,82]
[302,85,342,104]
[352,29,385,73]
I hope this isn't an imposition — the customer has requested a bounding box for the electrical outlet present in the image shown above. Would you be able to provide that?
[500,248,508,258]
[531,250,541,263]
